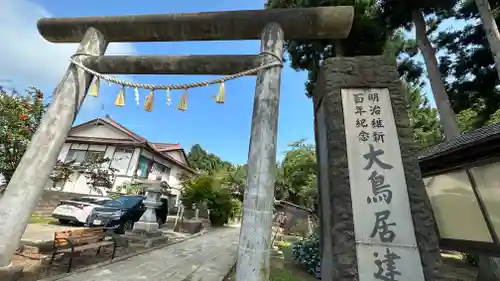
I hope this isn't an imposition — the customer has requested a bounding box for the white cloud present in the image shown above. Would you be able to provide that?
[0,0,136,113]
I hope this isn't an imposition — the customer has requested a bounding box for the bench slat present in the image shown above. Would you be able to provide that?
[55,228,105,239]
[57,241,114,253]
[54,227,108,247]
[55,232,106,240]
[55,237,104,247]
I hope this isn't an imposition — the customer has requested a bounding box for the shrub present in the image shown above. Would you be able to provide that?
[0,87,45,183]
[181,173,240,226]
[291,233,321,279]
[207,188,233,226]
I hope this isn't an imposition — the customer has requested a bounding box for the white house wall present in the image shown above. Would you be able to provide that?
[127,148,141,176]
[168,166,183,191]
[48,172,135,195]
[165,150,186,164]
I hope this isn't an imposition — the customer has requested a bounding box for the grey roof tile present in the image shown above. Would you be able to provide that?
[418,122,500,160]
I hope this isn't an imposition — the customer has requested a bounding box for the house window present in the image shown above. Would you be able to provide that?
[151,163,171,181]
[85,150,105,162]
[110,148,134,175]
[65,149,87,164]
[65,149,104,165]
[137,156,153,178]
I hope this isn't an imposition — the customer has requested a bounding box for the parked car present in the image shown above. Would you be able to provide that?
[52,196,112,225]
[87,195,168,234]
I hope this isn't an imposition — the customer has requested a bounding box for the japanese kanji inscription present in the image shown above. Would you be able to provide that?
[341,88,425,281]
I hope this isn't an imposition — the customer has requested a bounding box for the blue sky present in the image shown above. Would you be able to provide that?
[3,0,470,165]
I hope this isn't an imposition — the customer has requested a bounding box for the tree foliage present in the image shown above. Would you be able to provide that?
[180,172,239,226]
[436,0,500,129]
[404,84,443,148]
[49,160,75,189]
[378,0,458,30]
[187,144,231,174]
[184,142,318,210]
[277,139,317,208]
[0,87,45,183]
[265,0,391,97]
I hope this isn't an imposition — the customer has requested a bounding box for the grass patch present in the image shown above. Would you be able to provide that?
[29,213,56,224]
[271,267,309,281]
[225,234,317,281]
[275,240,294,261]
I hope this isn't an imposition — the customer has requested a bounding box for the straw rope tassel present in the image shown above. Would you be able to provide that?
[134,88,140,105]
[144,91,154,112]
[215,82,225,104]
[166,89,172,106]
[114,87,125,107]
[88,78,100,97]
[178,89,188,111]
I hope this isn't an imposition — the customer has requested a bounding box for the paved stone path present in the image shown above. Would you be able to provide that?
[50,226,240,281]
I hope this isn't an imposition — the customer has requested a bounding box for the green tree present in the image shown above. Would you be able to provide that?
[379,0,461,139]
[278,139,317,208]
[265,0,391,97]
[223,164,248,201]
[486,109,500,125]
[0,87,45,183]
[80,157,118,195]
[436,0,500,129]
[187,144,231,174]
[180,173,237,226]
[49,160,75,190]
[404,84,443,148]
[385,31,443,148]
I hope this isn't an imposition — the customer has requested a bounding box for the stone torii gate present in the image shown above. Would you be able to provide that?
[0,6,354,281]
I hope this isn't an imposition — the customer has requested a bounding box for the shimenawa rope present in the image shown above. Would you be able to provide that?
[68,52,283,91]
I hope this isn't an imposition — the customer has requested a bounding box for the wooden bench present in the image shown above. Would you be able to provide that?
[50,227,117,273]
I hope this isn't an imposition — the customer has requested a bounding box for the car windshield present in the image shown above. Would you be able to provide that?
[95,199,112,205]
[70,197,110,204]
[102,196,143,209]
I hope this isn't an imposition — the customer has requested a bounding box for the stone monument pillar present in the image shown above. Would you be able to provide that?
[125,179,167,247]
[131,180,162,234]
[313,56,443,281]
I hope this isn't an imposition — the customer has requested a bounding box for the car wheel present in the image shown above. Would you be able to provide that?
[58,219,70,225]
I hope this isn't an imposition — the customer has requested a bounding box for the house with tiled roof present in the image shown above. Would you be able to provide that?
[50,116,195,208]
